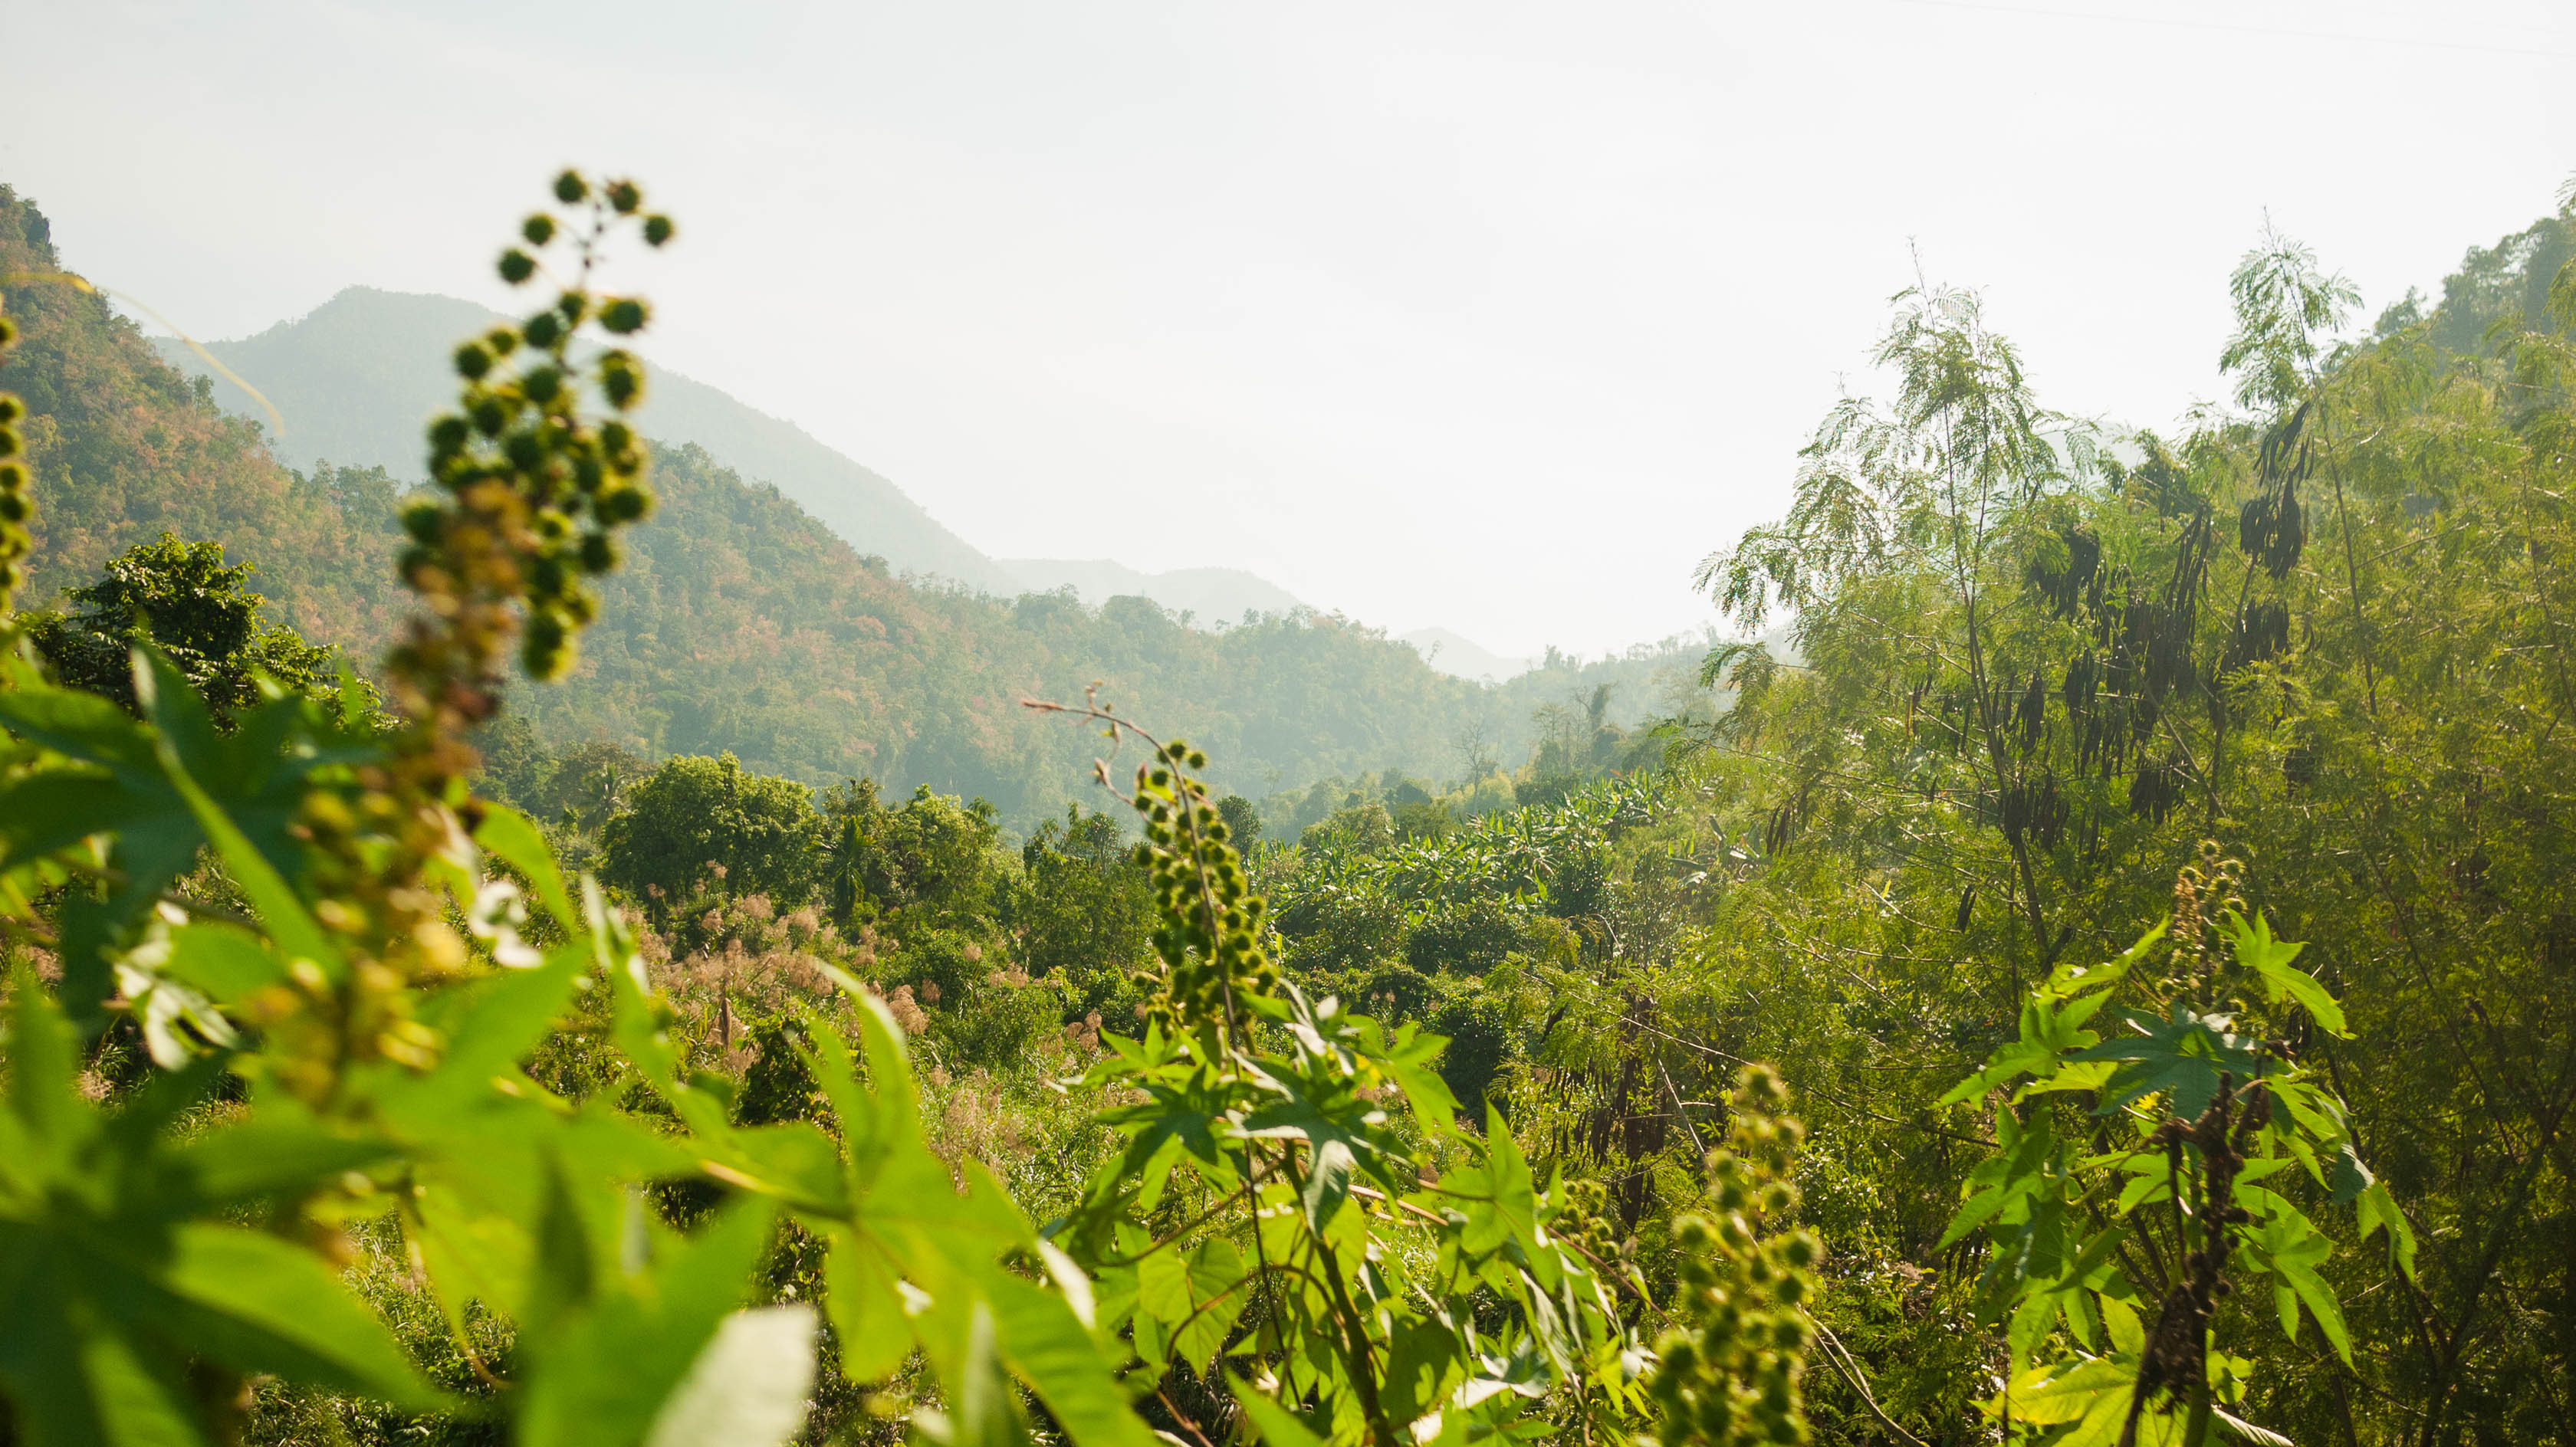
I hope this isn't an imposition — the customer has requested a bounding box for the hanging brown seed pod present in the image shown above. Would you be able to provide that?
[2239,483,2306,581]
[2024,523,2101,619]
[2062,650,2097,723]
[2129,750,2189,823]
[2017,670,2049,754]
[2225,598,2292,672]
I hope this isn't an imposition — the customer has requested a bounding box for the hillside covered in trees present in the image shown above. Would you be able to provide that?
[3,156,2573,1447]
[0,183,1704,823]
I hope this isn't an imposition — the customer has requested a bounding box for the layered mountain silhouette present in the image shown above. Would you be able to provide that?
[1397,628,1536,684]
[1000,558,1306,627]
[157,287,1020,592]
[160,287,1554,680]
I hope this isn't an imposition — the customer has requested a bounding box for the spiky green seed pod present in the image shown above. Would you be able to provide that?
[601,365,641,411]
[1648,1065,1815,1447]
[400,500,445,543]
[498,248,537,284]
[596,484,650,523]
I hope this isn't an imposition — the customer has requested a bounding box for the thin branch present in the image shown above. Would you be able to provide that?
[1803,1308,1930,1447]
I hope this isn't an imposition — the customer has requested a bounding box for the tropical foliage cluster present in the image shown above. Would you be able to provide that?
[2,156,2574,1447]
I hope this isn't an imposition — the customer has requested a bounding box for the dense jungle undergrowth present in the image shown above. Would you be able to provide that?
[2,167,2573,1447]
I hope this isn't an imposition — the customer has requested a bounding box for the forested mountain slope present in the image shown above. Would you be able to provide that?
[157,284,1019,592]
[524,441,1513,810]
[0,193,409,649]
[1,184,1711,822]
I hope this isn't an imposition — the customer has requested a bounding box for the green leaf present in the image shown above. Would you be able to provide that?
[518,1199,780,1447]
[0,1288,209,1447]
[915,1302,1032,1447]
[2101,1293,2144,1356]
[475,803,577,927]
[2070,1003,2266,1119]
[2326,1140,2372,1204]
[1993,1356,2133,1428]
[1033,1239,1097,1331]
[2356,1180,2418,1281]
[136,656,342,984]
[1234,1383,1332,1447]
[0,678,158,767]
[525,1155,603,1345]
[981,1273,1160,1447]
[160,1225,443,1409]
[717,1123,849,1210]
[1381,1317,1465,1426]
[643,1306,816,1447]
[821,1227,915,1383]
[1178,1239,1250,1364]
[1937,1041,2053,1108]
[0,771,143,872]
[1300,1137,1356,1235]
[1373,1021,1464,1135]
[166,1119,399,1206]
[148,923,288,1005]
[2246,1210,2350,1363]
[1447,1105,1541,1257]
[2225,911,2344,1036]
[1136,1236,1192,1328]
[1938,1111,2056,1250]
[73,1314,218,1447]
[400,939,584,1110]
[6,961,81,1149]
[849,984,925,1150]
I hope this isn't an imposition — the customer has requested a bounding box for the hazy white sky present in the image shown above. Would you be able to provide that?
[6,1,2572,656]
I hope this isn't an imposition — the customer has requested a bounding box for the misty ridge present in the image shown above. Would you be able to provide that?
[159,284,1641,674]
[56,263,1712,825]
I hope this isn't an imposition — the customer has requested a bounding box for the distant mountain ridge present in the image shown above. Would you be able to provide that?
[153,281,1705,705]
[163,288,1529,657]
[156,287,1021,592]
[1398,628,1534,683]
[1001,558,1305,626]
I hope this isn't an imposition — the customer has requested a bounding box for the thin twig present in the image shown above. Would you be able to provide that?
[1615,1013,1996,1148]
[1802,1308,1929,1447]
